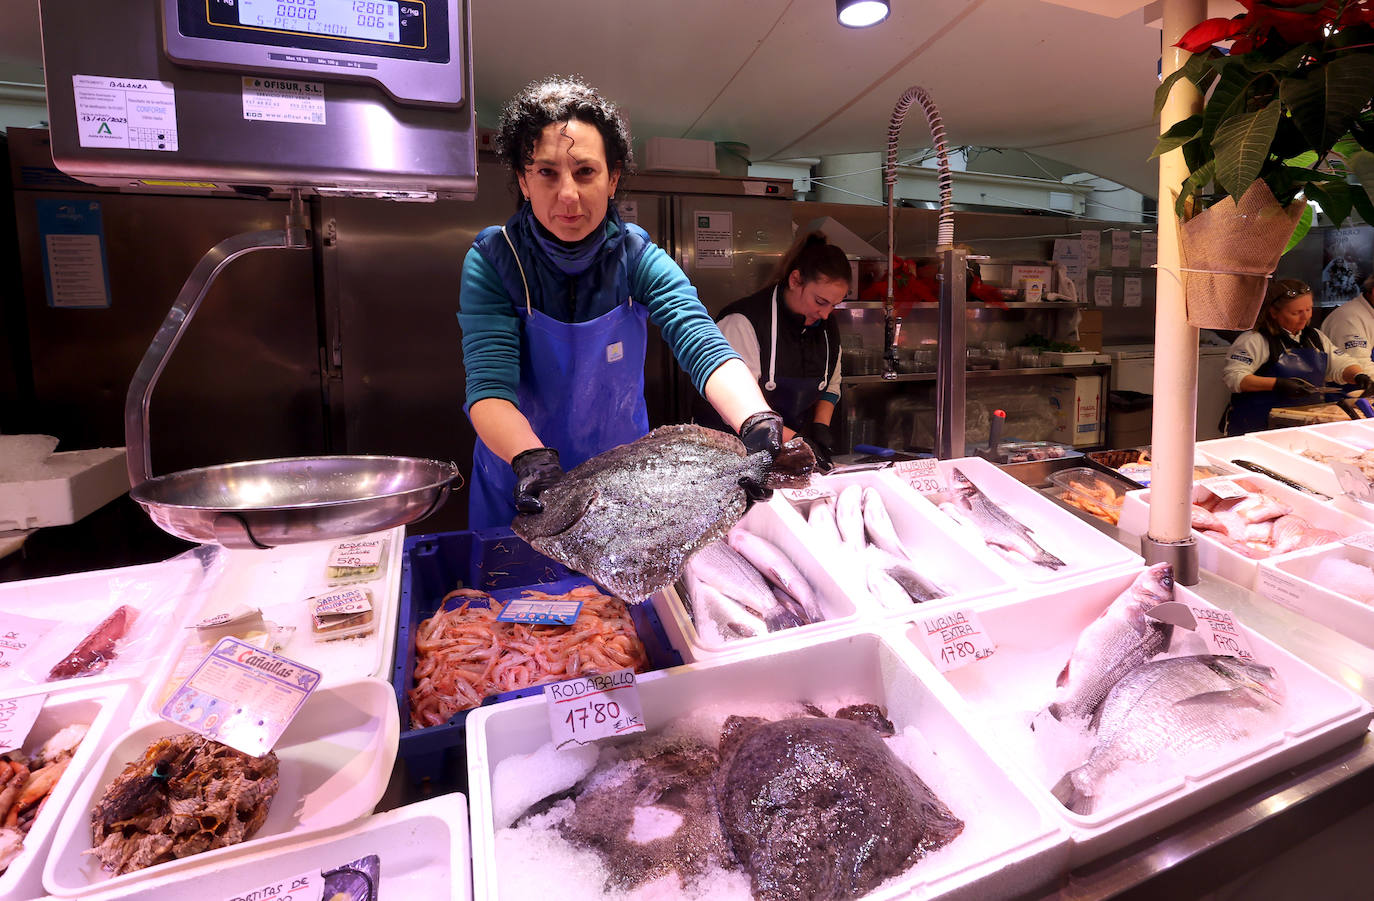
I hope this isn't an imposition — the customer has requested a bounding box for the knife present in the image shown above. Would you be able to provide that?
[1229,459,1331,500]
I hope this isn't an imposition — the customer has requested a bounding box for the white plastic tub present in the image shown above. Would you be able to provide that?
[1284,419,1374,449]
[650,498,862,662]
[466,632,1070,901]
[67,794,471,901]
[929,456,1141,584]
[0,683,132,901]
[914,569,1373,864]
[0,446,128,532]
[1257,544,1374,649]
[43,676,399,897]
[1196,435,1344,498]
[1118,473,1369,590]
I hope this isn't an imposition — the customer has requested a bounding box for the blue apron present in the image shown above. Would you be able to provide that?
[468,239,650,529]
[1226,343,1326,436]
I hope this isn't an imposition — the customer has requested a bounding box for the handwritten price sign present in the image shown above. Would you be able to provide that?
[917,609,995,673]
[545,668,646,748]
[224,868,322,901]
[894,458,947,495]
[1189,606,1257,662]
[0,695,46,755]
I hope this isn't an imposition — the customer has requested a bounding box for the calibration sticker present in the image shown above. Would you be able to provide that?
[72,75,178,151]
[242,76,326,126]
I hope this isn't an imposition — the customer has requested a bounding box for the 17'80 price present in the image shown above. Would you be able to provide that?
[564,700,642,735]
[939,641,990,666]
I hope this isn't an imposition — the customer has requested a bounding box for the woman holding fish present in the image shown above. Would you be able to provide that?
[458,77,783,528]
[697,232,849,468]
[1220,278,1374,435]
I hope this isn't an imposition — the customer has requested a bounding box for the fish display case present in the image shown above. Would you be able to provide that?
[464,630,1071,901]
[1255,543,1374,649]
[1196,434,1348,502]
[907,566,1374,864]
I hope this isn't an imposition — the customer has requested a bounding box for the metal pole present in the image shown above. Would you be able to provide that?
[937,248,968,459]
[1144,0,1206,584]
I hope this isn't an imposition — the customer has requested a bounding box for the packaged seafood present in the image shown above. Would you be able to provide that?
[0,684,131,901]
[43,677,398,897]
[652,498,863,661]
[918,568,1372,863]
[1257,544,1374,649]
[1085,447,1236,487]
[59,794,470,901]
[1046,468,1132,526]
[466,631,1070,901]
[325,537,391,586]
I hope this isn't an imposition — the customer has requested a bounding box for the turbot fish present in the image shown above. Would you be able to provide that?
[1048,563,1175,722]
[949,468,1065,569]
[1052,655,1284,815]
[513,425,814,602]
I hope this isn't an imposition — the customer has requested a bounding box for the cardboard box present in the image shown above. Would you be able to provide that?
[1077,310,1104,352]
[1049,374,1103,446]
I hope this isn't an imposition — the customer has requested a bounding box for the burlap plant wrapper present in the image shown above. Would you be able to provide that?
[1176,179,1306,329]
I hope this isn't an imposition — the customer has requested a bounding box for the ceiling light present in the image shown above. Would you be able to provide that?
[837,0,890,28]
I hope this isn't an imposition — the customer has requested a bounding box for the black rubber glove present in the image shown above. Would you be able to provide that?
[802,421,836,472]
[1354,373,1374,395]
[737,411,783,504]
[1274,376,1318,399]
[511,447,563,515]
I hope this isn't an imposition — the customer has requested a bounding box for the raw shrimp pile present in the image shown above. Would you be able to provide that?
[0,723,88,872]
[409,584,649,729]
[1059,477,1124,524]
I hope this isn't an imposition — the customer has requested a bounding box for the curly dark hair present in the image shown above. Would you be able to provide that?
[495,75,634,199]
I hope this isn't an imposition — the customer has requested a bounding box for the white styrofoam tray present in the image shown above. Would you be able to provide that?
[133,528,405,723]
[0,683,133,901]
[466,632,1071,901]
[1119,473,1369,590]
[1196,435,1345,499]
[66,793,471,901]
[916,568,1373,864]
[0,551,218,700]
[43,676,399,897]
[1256,544,1374,649]
[1272,418,1374,450]
[650,498,862,662]
[0,447,128,532]
[929,456,1142,585]
[796,469,1016,617]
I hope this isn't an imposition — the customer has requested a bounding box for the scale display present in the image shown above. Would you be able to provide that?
[236,0,403,45]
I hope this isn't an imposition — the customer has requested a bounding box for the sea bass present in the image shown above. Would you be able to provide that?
[726,528,822,624]
[949,468,1065,569]
[864,546,945,603]
[1053,655,1284,815]
[1048,563,1175,721]
[513,425,814,602]
[682,540,804,637]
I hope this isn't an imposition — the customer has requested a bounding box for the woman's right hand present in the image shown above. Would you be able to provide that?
[1273,376,1318,398]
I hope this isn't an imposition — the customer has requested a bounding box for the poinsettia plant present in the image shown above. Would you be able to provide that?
[1153,0,1374,242]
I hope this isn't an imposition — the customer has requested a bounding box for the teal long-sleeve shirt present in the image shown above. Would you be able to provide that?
[458,238,740,410]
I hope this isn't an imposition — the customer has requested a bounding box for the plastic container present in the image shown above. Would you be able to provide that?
[43,676,399,898]
[1196,435,1349,502]
[67,794,471,901]
[1046,467,1131,525]
[993,440,1081,463]
[325,537,391,586]
[0,446,128,532]
[0,683,132,901]
[466,631,1071,901]
[1041,351,1097,366]
[916,568,1373,864]
[392,529,682,792]
[1256,544,1374,649]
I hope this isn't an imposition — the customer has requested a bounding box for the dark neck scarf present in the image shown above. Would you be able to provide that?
[517,202,614,276]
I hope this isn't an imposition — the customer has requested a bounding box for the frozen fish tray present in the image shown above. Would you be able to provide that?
[68,793,471,901]
[930,456,1141,585]
[392,528,681,792]
[466,631,1070,901]
[43,676,399,898]
[651,497,866,661]
[1119,473,1369,591]
[916,568,1373,864]
[1257,544,1374,649]
[0,684,132,901]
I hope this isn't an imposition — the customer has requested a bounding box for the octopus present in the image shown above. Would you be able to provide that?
[715,706,964,901]
[408,584,649,728]
[89,734,279,876]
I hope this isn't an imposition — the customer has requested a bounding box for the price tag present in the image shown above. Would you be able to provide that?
[545,667,646,748]
[0,695,45,755]
[780,485,836,503]
[1188,605,1257,662]
[224,869,322,901]
[1257,567,1307,608]
[916,609,996,672]
[497,597,584,626]
[309,588,372,618]
[1202,478,1248,500]
[327,538,384,570]
[894,458,947,495]
[161,637,321,757]
[1340,531,1374,553]
[0,613,57,674]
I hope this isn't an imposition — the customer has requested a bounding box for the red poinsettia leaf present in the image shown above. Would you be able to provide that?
[1176,17,1247,51]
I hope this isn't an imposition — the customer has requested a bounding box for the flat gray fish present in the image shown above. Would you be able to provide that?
[1048,563,1175,722]
[683,541,803,637]
[1053,655,1284,815]
[513,425,815,602]
[716,710,963,901]
[950,467,1065,569]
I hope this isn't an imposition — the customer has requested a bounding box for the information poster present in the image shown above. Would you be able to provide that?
[1110,230,1131,267]
[1080,229,1102,268]
[36,198,111,309]
[694,211,734,269]
[1093,273,1114,307]
[1123,274,1143,308]
[1141,232,1158,269]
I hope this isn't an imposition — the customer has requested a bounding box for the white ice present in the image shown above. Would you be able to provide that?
[490,741,600,829]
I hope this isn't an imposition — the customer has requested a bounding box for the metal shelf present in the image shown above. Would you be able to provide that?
[843,363,1110,386]
[843,301,1090,311]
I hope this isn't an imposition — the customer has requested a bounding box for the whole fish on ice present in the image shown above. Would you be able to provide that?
[513,425,814,602]
[726,528,822,624]
[682,540,807,638]
[948,468,1065,569]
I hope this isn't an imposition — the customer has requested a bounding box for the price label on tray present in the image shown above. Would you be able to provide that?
[1202,478,1248,500]
[1256,568,1306,607]
[225,869,322,901]
[328,538,384,570]
[894,458,947,495]
[0,694,45,755]
[779,485,836,503]
[497,597,584,626]
[0,612,57,673]
[160,637,322,757]
[545,667,646,748]
[916,609,995,672]
[1188,606,1257,662]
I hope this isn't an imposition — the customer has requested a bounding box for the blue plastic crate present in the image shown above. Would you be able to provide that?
[392,528,682,791]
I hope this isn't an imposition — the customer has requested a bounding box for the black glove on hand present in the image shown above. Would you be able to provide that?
[738,411,784,457]
[802,421,836,472]
[1354,373,1374,395]
[511,447,563,515]
[1274,376,1318,399]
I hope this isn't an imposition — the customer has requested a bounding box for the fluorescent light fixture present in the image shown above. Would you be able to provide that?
[837,0,890,28]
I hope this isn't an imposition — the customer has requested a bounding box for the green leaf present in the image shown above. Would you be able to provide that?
[1283,203,1314,255]
[1175,159,1217,219]
[1152,50,1221,121]
[1212,100,1281,198]
[1202,62,1268,145]
[1281,56,1374,155]
[1283,150,1320,168]
[1350,179,1374,229]
[1305,182,1352,228]
[1349,150,1374,227]
[1150,116,1203,159]
[1332,137,1363,158]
